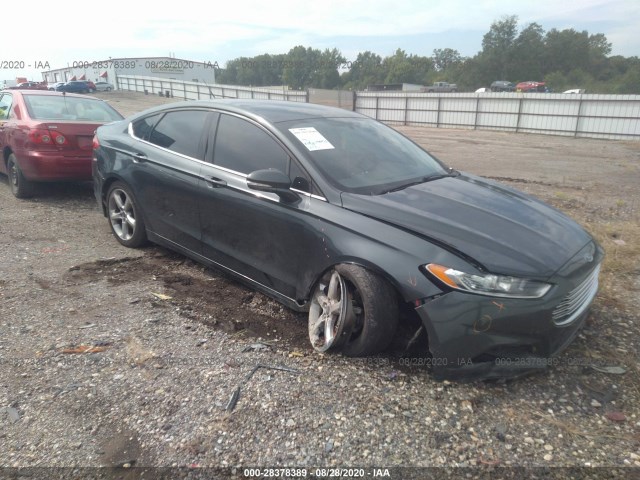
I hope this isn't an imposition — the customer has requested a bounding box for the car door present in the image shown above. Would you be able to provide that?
[128,109,212,253]
[197,112,323,301]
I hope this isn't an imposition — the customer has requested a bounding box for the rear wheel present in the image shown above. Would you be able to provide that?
[308,264,398,357]
[106,182,147,248]
[7,154,35,198]
[106,87,112,92]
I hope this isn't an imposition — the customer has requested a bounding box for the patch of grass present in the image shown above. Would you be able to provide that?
[583,220,640,308]
[530,411,637,442]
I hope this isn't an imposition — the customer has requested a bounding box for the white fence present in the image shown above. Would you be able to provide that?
[116,75,308,103]
[355,92,640,140]
[308,88,355,110]
[114,76,640,140]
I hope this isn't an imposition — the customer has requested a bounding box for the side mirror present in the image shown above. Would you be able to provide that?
[247,169,299,203]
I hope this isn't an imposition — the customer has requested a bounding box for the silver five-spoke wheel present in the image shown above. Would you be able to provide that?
[109,188,137,241]
[106,182,147,248]
[308,270,354,352]
[308,264,398,357]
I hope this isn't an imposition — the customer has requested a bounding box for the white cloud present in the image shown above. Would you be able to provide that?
[3,0,638,79]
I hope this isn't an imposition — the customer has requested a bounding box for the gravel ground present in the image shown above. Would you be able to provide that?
[1,92,639,479]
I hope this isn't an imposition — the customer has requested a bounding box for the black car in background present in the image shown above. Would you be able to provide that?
[92,100,603,380]
[490,80,516,92]
[56,81,93,93]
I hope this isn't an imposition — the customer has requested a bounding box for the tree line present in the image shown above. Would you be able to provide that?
[216,16,639,94]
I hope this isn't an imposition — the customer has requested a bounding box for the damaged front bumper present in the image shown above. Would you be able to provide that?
[414,249,603,382]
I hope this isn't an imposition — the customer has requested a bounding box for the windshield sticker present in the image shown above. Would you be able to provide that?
[289,127,335,151]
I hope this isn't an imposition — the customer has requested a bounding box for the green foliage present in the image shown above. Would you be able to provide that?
[340,51,385,90]
[214,17,639,93]
[480,15,519,80]
[216,53,285,86]
[511,23,545,81]
[432,48,462,71]
[382,49,432,84]
[614,65,640,94]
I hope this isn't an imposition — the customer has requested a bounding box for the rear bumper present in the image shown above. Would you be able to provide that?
[16,150,92,181]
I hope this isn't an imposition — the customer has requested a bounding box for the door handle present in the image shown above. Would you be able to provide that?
[132,152,147,163]
[206,176,227,188]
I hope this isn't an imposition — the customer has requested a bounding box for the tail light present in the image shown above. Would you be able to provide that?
[51,131,67,145]
[28,129,68,148]
[92,134,100,150]
[28,129,54,145]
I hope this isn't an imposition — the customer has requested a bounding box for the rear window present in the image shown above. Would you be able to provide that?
[23,95,123,122]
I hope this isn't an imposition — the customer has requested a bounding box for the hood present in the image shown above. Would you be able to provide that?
[341,174,592,279]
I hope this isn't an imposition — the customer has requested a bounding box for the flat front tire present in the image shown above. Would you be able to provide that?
[308,264,398,357]
[107,182,147,248]
[7,153,34,198]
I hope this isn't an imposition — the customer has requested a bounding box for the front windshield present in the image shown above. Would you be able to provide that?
[278,117,447,195]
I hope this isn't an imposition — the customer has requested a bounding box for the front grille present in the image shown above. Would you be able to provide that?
[552,264,600,326]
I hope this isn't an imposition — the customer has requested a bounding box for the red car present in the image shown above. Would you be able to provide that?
[0,90,123,198]
[8,81,48,90]
[516,81,547,93]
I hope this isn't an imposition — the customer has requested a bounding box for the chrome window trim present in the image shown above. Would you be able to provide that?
[127,112,211,165]
[127,115,328,203]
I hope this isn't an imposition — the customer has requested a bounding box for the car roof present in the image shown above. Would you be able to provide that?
[134,99,364,124]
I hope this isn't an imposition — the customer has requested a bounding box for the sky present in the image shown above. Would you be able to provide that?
[2,0,639,81]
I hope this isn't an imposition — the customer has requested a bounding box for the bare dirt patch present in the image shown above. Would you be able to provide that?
[64,250,309,351]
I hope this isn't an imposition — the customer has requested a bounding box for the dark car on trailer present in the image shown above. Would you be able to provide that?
[0,90,123,197]
[92,100,603,380]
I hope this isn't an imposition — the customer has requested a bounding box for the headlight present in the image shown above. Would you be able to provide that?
[425,263,552,299]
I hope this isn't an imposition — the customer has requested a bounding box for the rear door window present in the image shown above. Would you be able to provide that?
[147,110,209,160]
[132,113,163,141]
